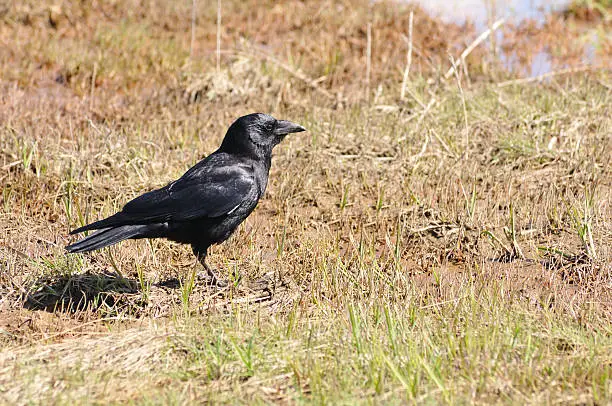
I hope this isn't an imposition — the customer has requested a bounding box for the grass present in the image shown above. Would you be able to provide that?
[0,0,611,404]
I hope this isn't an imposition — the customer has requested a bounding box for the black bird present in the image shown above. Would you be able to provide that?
[66,113,306,284]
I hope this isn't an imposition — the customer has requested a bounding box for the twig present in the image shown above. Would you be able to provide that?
[409,132,430,162]
[482,230,512,256]
[400,36,436,72]
[497,65,608,87]
[210,292,272,309]
[410,224,459,234]
[400,11,414,100]
[418,97,436,121]
[430,128,455,157]
[365,22,372,103]
[2,160,22,171]
[444,18,505,80]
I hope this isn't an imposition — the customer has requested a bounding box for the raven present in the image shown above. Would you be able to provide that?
[66,113,305,285]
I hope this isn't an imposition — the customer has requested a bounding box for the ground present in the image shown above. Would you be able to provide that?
[0,0,611,404]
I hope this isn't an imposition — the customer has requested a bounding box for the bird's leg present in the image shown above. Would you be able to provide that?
[198,256,228,287]
[192,247,228,288]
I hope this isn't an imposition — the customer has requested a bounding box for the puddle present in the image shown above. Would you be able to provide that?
[413,0,573,29]
[409,0,607,77]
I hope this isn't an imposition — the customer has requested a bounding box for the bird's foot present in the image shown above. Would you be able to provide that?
[194,259,229,288]
[196,270,228,288]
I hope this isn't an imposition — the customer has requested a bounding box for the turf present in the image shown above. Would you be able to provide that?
[0,0,611,404]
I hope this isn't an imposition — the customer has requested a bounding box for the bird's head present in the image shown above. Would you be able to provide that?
[220,113,306,156]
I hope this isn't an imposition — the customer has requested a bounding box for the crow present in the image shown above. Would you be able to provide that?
[66,113,306,285]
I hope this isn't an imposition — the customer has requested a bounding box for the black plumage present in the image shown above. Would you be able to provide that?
[66,113,305,284]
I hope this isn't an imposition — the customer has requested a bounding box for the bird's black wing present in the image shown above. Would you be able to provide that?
[71,156,256,233]
[124,167,254,222]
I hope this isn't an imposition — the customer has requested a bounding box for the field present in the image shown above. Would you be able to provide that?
[0,0,611,404]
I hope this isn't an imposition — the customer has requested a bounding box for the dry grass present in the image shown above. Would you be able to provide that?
[1,0,611,404]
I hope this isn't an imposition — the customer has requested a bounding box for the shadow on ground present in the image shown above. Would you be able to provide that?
[22,271,181,314]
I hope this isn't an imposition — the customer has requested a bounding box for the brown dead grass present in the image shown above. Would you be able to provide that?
[0,0,611,404]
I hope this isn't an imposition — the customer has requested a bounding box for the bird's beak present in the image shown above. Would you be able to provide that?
[274,120,306,136]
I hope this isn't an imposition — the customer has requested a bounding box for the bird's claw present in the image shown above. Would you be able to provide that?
[196,270,228,288]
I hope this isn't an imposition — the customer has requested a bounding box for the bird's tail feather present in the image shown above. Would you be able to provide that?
[65,225,147,253]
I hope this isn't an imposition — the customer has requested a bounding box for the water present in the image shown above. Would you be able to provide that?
[410,0,601,77]
[415,0,572,29]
